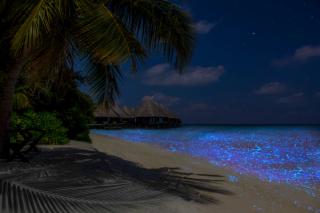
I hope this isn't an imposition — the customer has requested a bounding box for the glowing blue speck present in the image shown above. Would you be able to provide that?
[228,175,239,183]
[92,125,320,195]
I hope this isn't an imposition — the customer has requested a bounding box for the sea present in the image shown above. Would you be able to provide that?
[92,125,320,193]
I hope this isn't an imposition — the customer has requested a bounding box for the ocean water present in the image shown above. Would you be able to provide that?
[92,126,320,189]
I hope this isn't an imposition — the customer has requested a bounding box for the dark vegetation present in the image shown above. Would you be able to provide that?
[10,68,94,144]
[0,0,195,156]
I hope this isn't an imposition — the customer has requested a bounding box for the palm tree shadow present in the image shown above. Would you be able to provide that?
[106,157,232,204]
[0,147,234,213]
[35,148,233,204]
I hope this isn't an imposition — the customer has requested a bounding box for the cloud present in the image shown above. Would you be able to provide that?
[192,20,216,34]
[272,45,320,66]
[276,92,305,104]
[255,82,287,95]
[142,93,180,106]
[145,64,169,78]
[144,64,225,86]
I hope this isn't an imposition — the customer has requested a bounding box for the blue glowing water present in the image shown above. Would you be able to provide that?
[92,126,320,188]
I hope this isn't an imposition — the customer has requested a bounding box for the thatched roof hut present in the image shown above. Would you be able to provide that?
[157,104,179,119]
[94,105,119,118]
[135,97,166,118]
[123,106,135,118]
[111,105,128,118]
[93,98,181,128]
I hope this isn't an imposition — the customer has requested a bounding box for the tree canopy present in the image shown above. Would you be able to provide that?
[1,0,195,105]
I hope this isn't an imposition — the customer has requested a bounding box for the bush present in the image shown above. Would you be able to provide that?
[14,69,95,143]
[11,110,68,145]
[58,92,94,143]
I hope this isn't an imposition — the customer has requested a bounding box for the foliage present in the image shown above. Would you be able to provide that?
[11,110,68,145]
[0,0,194,154]
[13,91,31,111]
[22,68,95,142]
[11,78,93,143]
[58,92,94,142]
[0,0,195,105]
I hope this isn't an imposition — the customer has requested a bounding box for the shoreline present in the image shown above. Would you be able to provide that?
[88,133,320,213]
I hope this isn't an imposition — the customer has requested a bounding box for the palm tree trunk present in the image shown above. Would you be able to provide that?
[0,58,25,159]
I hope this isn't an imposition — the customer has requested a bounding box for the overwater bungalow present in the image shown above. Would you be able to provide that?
[92,105,122,129]
[113,105,136,128]
[122,106,136,127]
[134,98,169,128]
[92,98,181,129]
[158,104,181,127]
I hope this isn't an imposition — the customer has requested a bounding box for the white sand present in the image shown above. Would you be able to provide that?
[65,133,319,213]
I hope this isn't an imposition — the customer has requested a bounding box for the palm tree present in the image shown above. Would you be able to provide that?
[0,0,195,158]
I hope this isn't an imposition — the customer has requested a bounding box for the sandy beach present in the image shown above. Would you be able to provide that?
[81,133,319,213]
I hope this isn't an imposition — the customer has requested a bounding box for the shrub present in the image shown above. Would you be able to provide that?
[58,92,94,143]
[14,69,95,143]
[11,110,68,145]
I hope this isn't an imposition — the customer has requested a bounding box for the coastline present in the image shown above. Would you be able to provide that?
[88,133,320,213]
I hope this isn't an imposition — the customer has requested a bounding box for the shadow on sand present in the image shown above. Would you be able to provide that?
[0,148,233,212]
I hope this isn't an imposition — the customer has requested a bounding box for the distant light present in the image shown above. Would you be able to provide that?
[228,175,239,183]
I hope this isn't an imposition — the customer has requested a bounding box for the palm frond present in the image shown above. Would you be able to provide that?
[55,0,76,18]
[106,0,195,71]
[10,0,64,56]
[23,27,76,94]
[76,0,194,105]
[86,61,122,106]
[75,1,146,70]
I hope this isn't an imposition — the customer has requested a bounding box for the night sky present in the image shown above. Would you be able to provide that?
[110,0,320,124]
